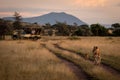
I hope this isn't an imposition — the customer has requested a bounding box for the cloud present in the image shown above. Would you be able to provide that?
[117,3,120,7]
[0,0,120,24]
[0,7,51,13]
[0,0,112,10]
[0,7,53,18]
[0,7,73,18]
[73,0,107,7]
[0,12,13,17]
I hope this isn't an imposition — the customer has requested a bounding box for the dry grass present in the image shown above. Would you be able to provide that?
[0,40,77,80]
[60,37,120,55]
[45,40,120,80]
[0,36,120,80]
[58,37,120,71]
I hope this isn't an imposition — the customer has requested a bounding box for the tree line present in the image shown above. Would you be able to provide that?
[0,12,120,39]
[44,22,120,36]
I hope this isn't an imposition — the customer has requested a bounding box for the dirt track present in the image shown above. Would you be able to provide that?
[52,43,120,77]
[41,43,89,80]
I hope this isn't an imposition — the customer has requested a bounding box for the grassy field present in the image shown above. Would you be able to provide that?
[0,40,77,80]
[0,36,120,80]
[57,37,120,72]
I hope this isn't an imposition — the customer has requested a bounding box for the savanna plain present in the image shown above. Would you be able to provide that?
[0,36,120,80]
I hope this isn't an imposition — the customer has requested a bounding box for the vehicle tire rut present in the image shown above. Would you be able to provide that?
[53,43,120,76]
[41,43,89,80]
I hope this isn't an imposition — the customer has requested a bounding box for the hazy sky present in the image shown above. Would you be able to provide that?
[0,0,120,24]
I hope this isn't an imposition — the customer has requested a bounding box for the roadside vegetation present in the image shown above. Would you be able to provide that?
[0,12,120,40]
[44,40,120,80]
[0,40,77,80]
[58,37,120,72]
[0,37,120,80]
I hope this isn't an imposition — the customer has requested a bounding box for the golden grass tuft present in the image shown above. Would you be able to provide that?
[0,40,77,80]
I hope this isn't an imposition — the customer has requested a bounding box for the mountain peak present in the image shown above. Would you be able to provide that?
[3,12,87,25]
[49,12,66,14]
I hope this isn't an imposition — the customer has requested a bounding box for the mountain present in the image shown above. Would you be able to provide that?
[3,17,15,21]
[3,12,86,25]
[102,24,111,28]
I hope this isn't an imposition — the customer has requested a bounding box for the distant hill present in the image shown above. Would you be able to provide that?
[3,17,15,21]
[102,24,111,28]
[3,12,86,25]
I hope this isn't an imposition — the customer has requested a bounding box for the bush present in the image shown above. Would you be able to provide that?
[68,36,81,40]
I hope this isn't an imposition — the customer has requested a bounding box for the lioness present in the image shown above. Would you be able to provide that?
[92,46,101,65]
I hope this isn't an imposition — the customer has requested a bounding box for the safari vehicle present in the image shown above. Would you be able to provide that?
[12,26,42,40]
[21,34,41,40]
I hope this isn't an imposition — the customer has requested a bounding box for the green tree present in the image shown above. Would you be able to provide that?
[53,22,70,36]
[112,23,120,36]
[73,28,82,36]
[13,12,22,30]
[0,19,12,39]
[80,24,92,36]
[90,24,107,36]
[44,23,51,29]
[113,29,120,36]
[112,23,120,29]
[73,24,92,36]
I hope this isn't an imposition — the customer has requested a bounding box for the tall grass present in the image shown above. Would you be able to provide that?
[45,39,120,80]
[0,40,77,80]
[58,37,120,72]
[0,37,120,80]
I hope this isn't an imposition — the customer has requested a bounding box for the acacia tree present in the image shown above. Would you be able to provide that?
[80,24,92,36]
[53,22,70,36]
[72,25,92,36]
[73,28,82,36]
[112,23,120,36]
[90,24,107,36]
[44,23,51,29]
[112,23,120,29]
[0,19,12,39]
[13,12,22,30]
